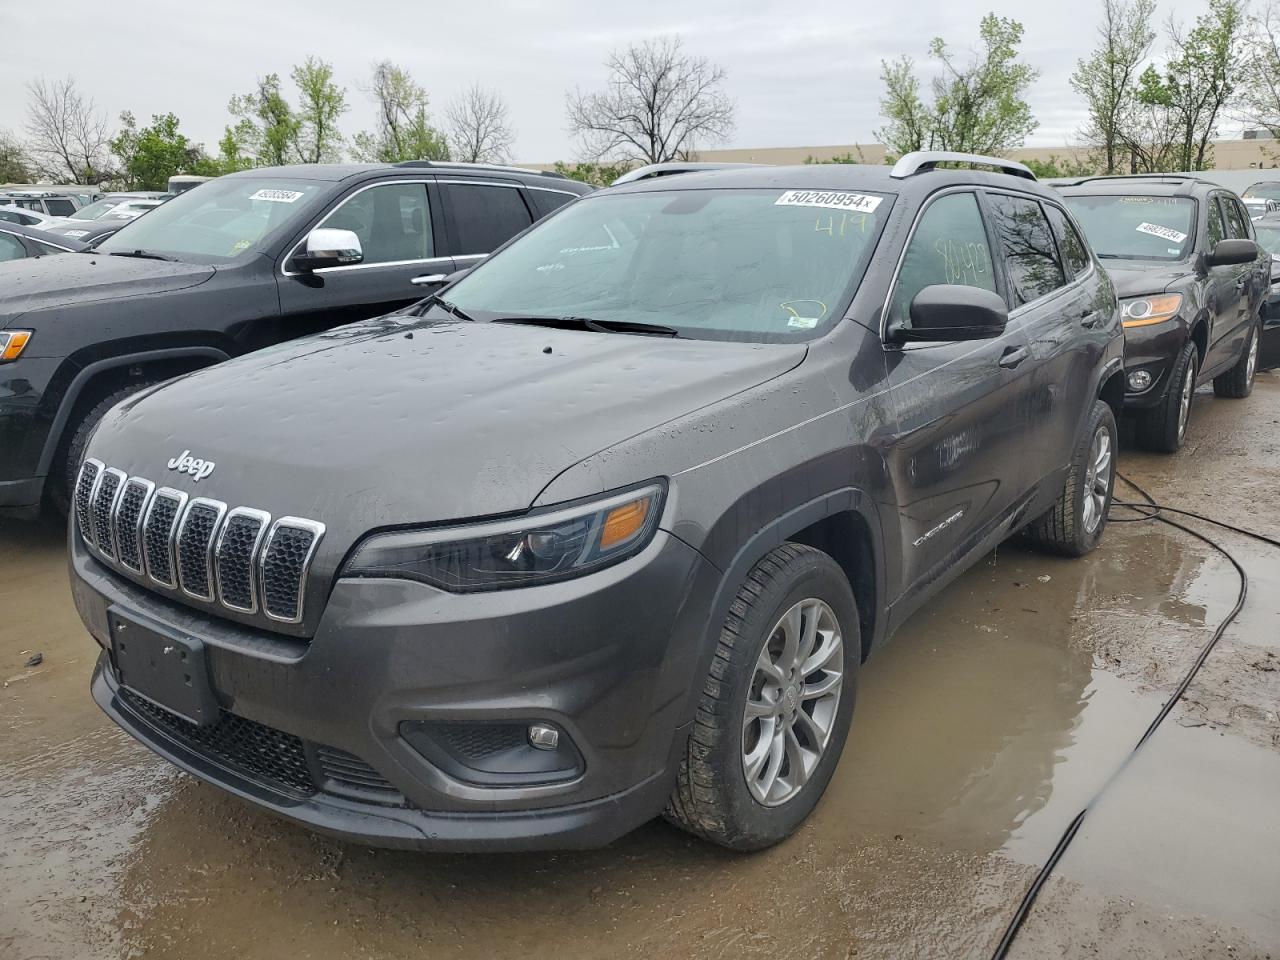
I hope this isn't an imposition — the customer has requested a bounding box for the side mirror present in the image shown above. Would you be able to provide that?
[894,284,1010,343]
[294,228,362,272]
[1204,238,1258,268]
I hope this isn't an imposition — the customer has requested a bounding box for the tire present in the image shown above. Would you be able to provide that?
[1213,316,1260,399]
[46,381,157,516]
[1135,339,1197,453]
[665,543,860,851]
[1025,399,1118,558]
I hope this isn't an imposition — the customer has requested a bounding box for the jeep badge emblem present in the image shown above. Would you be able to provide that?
[167,449,216,482]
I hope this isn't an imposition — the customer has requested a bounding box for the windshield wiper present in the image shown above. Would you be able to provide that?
[108,249,177,262]
[417,292,477,323]
[492,315,681,337]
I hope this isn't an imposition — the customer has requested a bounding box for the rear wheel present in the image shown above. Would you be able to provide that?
[1135,339,1197,453]
[1213,316,1260,399]
[1025,400,1117,557]
[665,544,859,851]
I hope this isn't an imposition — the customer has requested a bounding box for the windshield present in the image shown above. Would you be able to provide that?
[444,187,892,342]
[70,197,124,221]
[1244,182,1280,201]
[1063,195,1196,261]
[95,177,327,263]
[1253,223,1280,259]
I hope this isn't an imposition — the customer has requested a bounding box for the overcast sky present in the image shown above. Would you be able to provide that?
[0,0,1219,164]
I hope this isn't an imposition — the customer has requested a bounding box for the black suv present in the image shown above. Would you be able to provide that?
[70,152,1124,852]
[1059,175,1270,452]
[0,162,591,516]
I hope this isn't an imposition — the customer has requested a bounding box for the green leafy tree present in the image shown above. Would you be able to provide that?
[877,14,1040,157]
[291,56,347,163]
[227,73,299,167]
[1070,0,1157,174]
[111,112,207,190]
[551,160,632,186]
[1022,154,1101,178]
[1121,65,1182,171]
[1163,0,1246,170]
[0,129,32,182]
[351,61,449,163]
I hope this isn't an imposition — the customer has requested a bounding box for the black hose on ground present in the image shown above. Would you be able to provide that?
[990,471,1274,959]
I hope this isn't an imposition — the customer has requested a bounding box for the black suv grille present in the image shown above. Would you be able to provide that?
[120,688,315,797]
[76,460,325,629]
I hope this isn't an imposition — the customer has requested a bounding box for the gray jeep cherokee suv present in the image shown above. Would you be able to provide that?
[70,152,1124,852]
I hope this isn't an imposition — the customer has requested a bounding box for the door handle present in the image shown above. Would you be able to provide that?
[1080,309,1101,328]
[411,274,448,286]
[998,345,1030,369]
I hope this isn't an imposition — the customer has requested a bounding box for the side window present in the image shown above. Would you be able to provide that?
[528,189,575,219]
[29,238,64,257]
[45,198,76,217]
[1045,204,1091,277]
[0,233,27,262]
[1222,197,1251,240]
[888,192,998,328]
[1207,198,1226,246]
[320,182,432,266]
[986,194,1067,304]
[443,183,534,254]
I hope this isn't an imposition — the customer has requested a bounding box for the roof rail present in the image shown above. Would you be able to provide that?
[392,160,556,177]
[611,161,764,185]
[890,151,1036,181]
[1055,173,1208,187]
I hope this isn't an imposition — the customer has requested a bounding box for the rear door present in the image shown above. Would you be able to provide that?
[436,177,535,272]
[277,178,455,333]
[881,189,1040,597]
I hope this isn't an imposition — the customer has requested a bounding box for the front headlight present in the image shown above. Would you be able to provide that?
[1120,294,1183,328]
[343,481,666,591]
[0,330,33,362]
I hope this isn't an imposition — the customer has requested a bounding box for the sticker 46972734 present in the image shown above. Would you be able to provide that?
[775,190,882,213]
[1136,221,1187,244]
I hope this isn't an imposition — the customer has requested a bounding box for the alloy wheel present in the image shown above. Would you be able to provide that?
[1177,360,1195,441]
[742,598,843,807]
[1082,426,1112,534]
[1247,329,1259,385]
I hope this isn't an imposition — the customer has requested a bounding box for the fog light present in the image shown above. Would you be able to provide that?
[1127,369,1153,391]
[528,724,560,750]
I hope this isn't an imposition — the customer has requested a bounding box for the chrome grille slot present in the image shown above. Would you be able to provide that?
[74,459,103,545]
[143,488,187,588]
[215,508,270,613]
[91,468,126,560]
[177,498,227,601]
[260,518,325,623]
[113,478,154,574]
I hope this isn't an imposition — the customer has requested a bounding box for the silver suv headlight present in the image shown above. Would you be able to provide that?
[343,481,666,591]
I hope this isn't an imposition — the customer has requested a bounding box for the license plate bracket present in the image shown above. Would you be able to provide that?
[108,607,219,727]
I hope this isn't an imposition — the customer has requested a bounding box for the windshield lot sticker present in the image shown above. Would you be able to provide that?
[1136,222,1187,243]
[249,188,304,204]
[776,190,882,213]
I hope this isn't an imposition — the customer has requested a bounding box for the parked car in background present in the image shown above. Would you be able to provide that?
[0,221,86,261]
[39,194,172,241]
[167,174,213,194]
[1060,174,1269,452]
[1243,196,1279,220]
[1251,211,1280,370]
[1242,180,1280,204]
[0,204,55,228]
[68,152,1124,853]
[0,190,81,218]
[39,191,172,227]
[0,161,592,517]
[0,184,103,206]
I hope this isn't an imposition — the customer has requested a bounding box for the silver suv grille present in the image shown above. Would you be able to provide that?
[74,459,325,625]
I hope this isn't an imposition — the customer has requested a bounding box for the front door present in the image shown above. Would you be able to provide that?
[1203,193,1251,377]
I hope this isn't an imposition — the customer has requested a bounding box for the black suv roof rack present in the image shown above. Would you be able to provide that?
[890,151,1036,181]
[1056,173,1209,187]
[393,160,566,179]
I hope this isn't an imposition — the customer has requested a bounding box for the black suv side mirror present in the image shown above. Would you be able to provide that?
[294,227,363,272]
[1204,238,1258,268]
[894,284,1010,343]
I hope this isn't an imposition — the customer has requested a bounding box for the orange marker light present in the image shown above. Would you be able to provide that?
[600,498,650,550]
[0,330,31,362]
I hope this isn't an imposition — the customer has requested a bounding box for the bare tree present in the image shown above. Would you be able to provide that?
[25,77,112,183]
[446,85,515,163]
[566,37,735,163]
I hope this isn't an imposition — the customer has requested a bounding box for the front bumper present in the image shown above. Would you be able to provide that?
[72,529,723,851]
[1120,318,1186,411]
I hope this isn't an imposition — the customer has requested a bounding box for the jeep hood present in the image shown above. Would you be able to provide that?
[0,252,214,321]
[1099,259,1195,299]
[88,316,805,545]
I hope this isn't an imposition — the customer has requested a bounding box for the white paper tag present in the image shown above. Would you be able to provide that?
[64,229,89,238]
[1136,222,1187,244]
[775,190,882,213]
[786,316,819,329]
[249,188,304,204]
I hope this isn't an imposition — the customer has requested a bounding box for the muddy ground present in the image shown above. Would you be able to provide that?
[2,376,1278,960]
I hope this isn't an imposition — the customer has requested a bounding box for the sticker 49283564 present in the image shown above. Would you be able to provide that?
[249,188,305,204]
[775,190,882,213]
[1136,221,1187,244]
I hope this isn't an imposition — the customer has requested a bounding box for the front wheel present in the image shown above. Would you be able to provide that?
[1136,339,1197,453]
[665,544,860,851]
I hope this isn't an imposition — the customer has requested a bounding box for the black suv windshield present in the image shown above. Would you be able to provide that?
[444,187,892,342]
[95,177,327,263]
[1063,195,1195,261]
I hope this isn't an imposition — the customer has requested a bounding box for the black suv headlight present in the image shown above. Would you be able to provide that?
[343,481,666,592]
